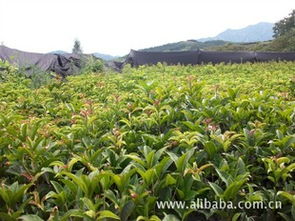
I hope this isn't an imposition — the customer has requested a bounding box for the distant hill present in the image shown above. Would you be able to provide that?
[92,53,118,61]
[198,22,274,43]
[49,50,68,55]
[141,40,227,52]
[49,50,117,61]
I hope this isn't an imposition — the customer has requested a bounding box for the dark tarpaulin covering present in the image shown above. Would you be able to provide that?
[198,51,256,64]
[125,50,295,68]
[128,49,200,66]
[52,53,89,77]
[126,50,257,67]
[0,45,82,76]
[256,52,295,62]
[105,61,124,72]
[50,54,80,77]
[0,45,52,70]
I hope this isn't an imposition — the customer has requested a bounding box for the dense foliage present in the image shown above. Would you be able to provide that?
[268,29,295,52]
[273,10,295,38]
[0,61,295,221]
[142,40,227,52]
[208,41,273,52]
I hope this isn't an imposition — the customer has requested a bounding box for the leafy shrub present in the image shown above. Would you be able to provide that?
[266,29,295,52]
[0,60,19,82]
[0,60,56,89]
[81,57,104,74]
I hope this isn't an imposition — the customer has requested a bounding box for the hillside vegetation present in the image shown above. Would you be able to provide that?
[0,61,295,220]
[141,36,295,53]
[142,40,227,52]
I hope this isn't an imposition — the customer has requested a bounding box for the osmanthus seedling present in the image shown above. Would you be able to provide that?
[0,61,294,220]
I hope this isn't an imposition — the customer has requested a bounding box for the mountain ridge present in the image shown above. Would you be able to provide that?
[198,22,274,42]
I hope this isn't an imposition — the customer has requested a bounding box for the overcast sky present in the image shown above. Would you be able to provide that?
[0,0,294,56]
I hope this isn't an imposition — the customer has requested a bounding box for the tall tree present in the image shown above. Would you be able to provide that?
[72,39,83,54]
[273,10,295,38]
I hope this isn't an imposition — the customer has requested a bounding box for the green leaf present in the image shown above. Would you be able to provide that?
[285,136,295,148]
[166,152,178,164]
[126,154,145,167]
[60,209,89,221]
[276,129,284,139]
[204,141,217,157]
[164,174,176,187]
[137,168,156,186]
[278,191,295,204]
[285,163,295,173]
[208,182,223,197]
[278,212,293,221]
[162,214,180,221]
[50,181,64,194]
[150,215,162,221]
[173,148,194,173]
[223,175,249,201]
[67,157,80,172]
[18,215,44,221]
[277,157,290,165]
[81,197,96,211]
[215,168,230,187]
[97,210,120,220]
[59,172,88,195]
[232,213,241,221]
[120,201,135,221]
